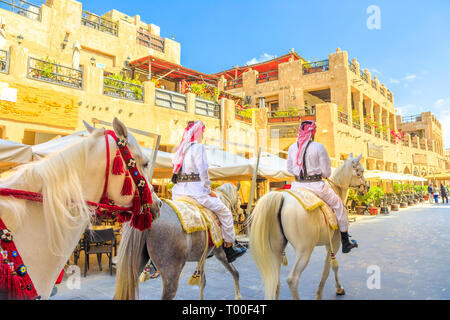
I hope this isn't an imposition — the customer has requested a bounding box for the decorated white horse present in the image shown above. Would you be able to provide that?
[249,154,368,300]
[114,182,243,300]
[0,118,160,300]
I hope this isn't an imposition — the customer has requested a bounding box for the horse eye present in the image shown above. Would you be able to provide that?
[143,162,149,168]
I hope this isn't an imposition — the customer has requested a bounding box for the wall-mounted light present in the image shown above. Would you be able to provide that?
[62,32,70,49]
[90,57,96,65]
[17,34,24,45]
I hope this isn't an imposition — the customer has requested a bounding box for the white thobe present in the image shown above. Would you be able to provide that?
[172,142,236,243]
[287,141,349,232]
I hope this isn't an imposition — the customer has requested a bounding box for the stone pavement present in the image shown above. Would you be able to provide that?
[52,202,450,300]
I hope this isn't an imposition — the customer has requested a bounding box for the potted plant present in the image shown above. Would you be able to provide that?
[365,186,384,215]
[348,189,366,215]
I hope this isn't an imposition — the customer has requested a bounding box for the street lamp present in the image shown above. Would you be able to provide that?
[17,34,24,45]
[90,57,96,66]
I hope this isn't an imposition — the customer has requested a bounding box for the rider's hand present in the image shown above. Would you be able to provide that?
[209,191,217,197]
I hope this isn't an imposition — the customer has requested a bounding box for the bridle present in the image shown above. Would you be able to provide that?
[0,129,153,300]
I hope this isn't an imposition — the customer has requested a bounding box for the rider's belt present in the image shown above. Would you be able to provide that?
[295,174,323,182]
[177,173,200,182]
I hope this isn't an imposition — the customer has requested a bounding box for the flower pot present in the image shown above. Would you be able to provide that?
[369,207,380,215]
[400,202,408,208]
[423,195,429,200]
[268,118,283,123]
[391,204,400,211]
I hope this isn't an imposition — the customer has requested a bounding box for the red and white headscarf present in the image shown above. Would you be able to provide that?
[172,120,206,174]
[296,120,317,174]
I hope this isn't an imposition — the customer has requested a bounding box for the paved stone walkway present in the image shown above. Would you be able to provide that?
[52,202,450,300]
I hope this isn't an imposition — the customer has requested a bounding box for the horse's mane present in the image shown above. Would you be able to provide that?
[330,159,351,187]
[0,133,99,256]
[217,183,237,200]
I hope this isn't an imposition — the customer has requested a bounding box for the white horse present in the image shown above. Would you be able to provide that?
[249,154,368,300]
[0,118,161,299]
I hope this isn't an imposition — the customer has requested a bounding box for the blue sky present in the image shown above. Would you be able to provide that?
[83,0,450,148]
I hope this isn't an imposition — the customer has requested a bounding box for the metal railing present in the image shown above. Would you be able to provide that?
[81,11,118,36]
[267,107,316,123]
[348,60,357,74]
[103,76,144,102]
[375,131,381,138]
[302,60,329,74]
[412,141,418,149]
[402,139,409,147]
[27,57,83,89]
[225,78,243,90]
[195,97,220,118]
[402,114,422,123]
[364,124,372,134]
[338,111,348,124]
[257,70,278,83]
[0,49,9,74]
[352,121,361,130]
[155,88,187,111]
[136,28,164,52]
[0,0,41,21]
[360,71,369,83]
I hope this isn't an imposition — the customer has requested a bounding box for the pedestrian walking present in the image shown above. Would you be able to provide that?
[433,184,439,203]
[428,183,434,204]
[440,184,448,204]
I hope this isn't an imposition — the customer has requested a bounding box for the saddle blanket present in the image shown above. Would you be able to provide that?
[282,188,338,230]
[162,197,223,248]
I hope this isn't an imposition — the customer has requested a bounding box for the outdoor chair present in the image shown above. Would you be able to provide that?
[82,228,116,277]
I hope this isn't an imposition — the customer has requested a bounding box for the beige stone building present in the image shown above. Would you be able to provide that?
[0,0,446,183]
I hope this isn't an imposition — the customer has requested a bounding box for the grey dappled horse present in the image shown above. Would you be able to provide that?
[114,183,243,300]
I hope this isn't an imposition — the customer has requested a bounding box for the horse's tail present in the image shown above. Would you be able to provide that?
[114,222,148,300]
[249,191,285,300]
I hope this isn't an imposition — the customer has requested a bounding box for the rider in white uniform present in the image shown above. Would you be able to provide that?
[171,121,246,262]
[287,120,358,253]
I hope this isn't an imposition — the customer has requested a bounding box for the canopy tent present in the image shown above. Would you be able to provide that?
[32,131,90,160]
[0,139,33,171]
[424,172,450,181]
[364,170,427,182]
[248,151,293,181]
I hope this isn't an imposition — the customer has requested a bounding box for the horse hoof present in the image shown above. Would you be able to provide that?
[336,288,346,296]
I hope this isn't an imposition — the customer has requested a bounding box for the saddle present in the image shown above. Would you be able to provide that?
[162,197,223,248]
[282,188,338,230]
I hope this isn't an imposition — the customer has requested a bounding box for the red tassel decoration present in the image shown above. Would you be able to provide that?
[121,172,133,196]
[141,187,153,204]
[117,212,132,224]
[112,150,124,175]
[131,212,152,231]
[132,191,141,215]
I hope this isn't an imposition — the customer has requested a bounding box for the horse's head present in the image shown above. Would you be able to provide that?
[217,182,243,215]
[83,118,162,220]
[344,153,369,195]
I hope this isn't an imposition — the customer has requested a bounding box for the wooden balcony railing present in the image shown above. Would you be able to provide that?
[136,28,164,52]
[302,60,329,75]
[81,11,118,36]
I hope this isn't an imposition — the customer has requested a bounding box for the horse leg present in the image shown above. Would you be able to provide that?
[286,248,313,300]
[214,247,242,300]
[315,249,331,300]
[331,233,345,296]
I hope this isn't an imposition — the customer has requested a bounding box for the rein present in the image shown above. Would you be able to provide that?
[0,130,153,299]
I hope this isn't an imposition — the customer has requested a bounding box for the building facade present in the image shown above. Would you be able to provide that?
[0,0,446,180]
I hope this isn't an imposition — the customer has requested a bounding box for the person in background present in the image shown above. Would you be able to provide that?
[427,183,434,204]
[433,184,439,204]
[440,184,448,204]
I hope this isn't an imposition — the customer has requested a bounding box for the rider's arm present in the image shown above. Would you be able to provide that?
[195,144,211,194]
[286,144,299,176]
[318,144,332,179]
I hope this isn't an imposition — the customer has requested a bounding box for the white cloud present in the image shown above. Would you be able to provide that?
[435,98,450,108]
[389,78,400,84]
[368,68,381,75]
[404,74,417,81]
[396,104,417,116]
[245,53,275,65]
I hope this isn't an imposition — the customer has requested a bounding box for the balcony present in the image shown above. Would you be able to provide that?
[375,131,381,138]
[302,60,329,75]
[136,28,164,53]
[0,49,9,74]
[427,141,433,151]
[235,106,252,123]
[256,70,278,83]
[268,107,316,124]
[103,76,144,102]
[352,120,361,130]
[387,92,393,102]
[0,0,41,21]
[27,57,83,89]
[402,114,422,123]
[379,87,385,96]
[338,111,348,124]
[402,139,409,147]
[371,81,377,90]
[364,124,372,134]
[81,11,118,36]
[155,88,187,111]
[360,71,369,83]
[195,97,220,119]
[225,78,243,90]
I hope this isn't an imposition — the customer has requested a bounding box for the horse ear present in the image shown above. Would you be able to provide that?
[83,120,96,134]
[354,154,362,163]
[113,117,128,139]
[236,182,241,191]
